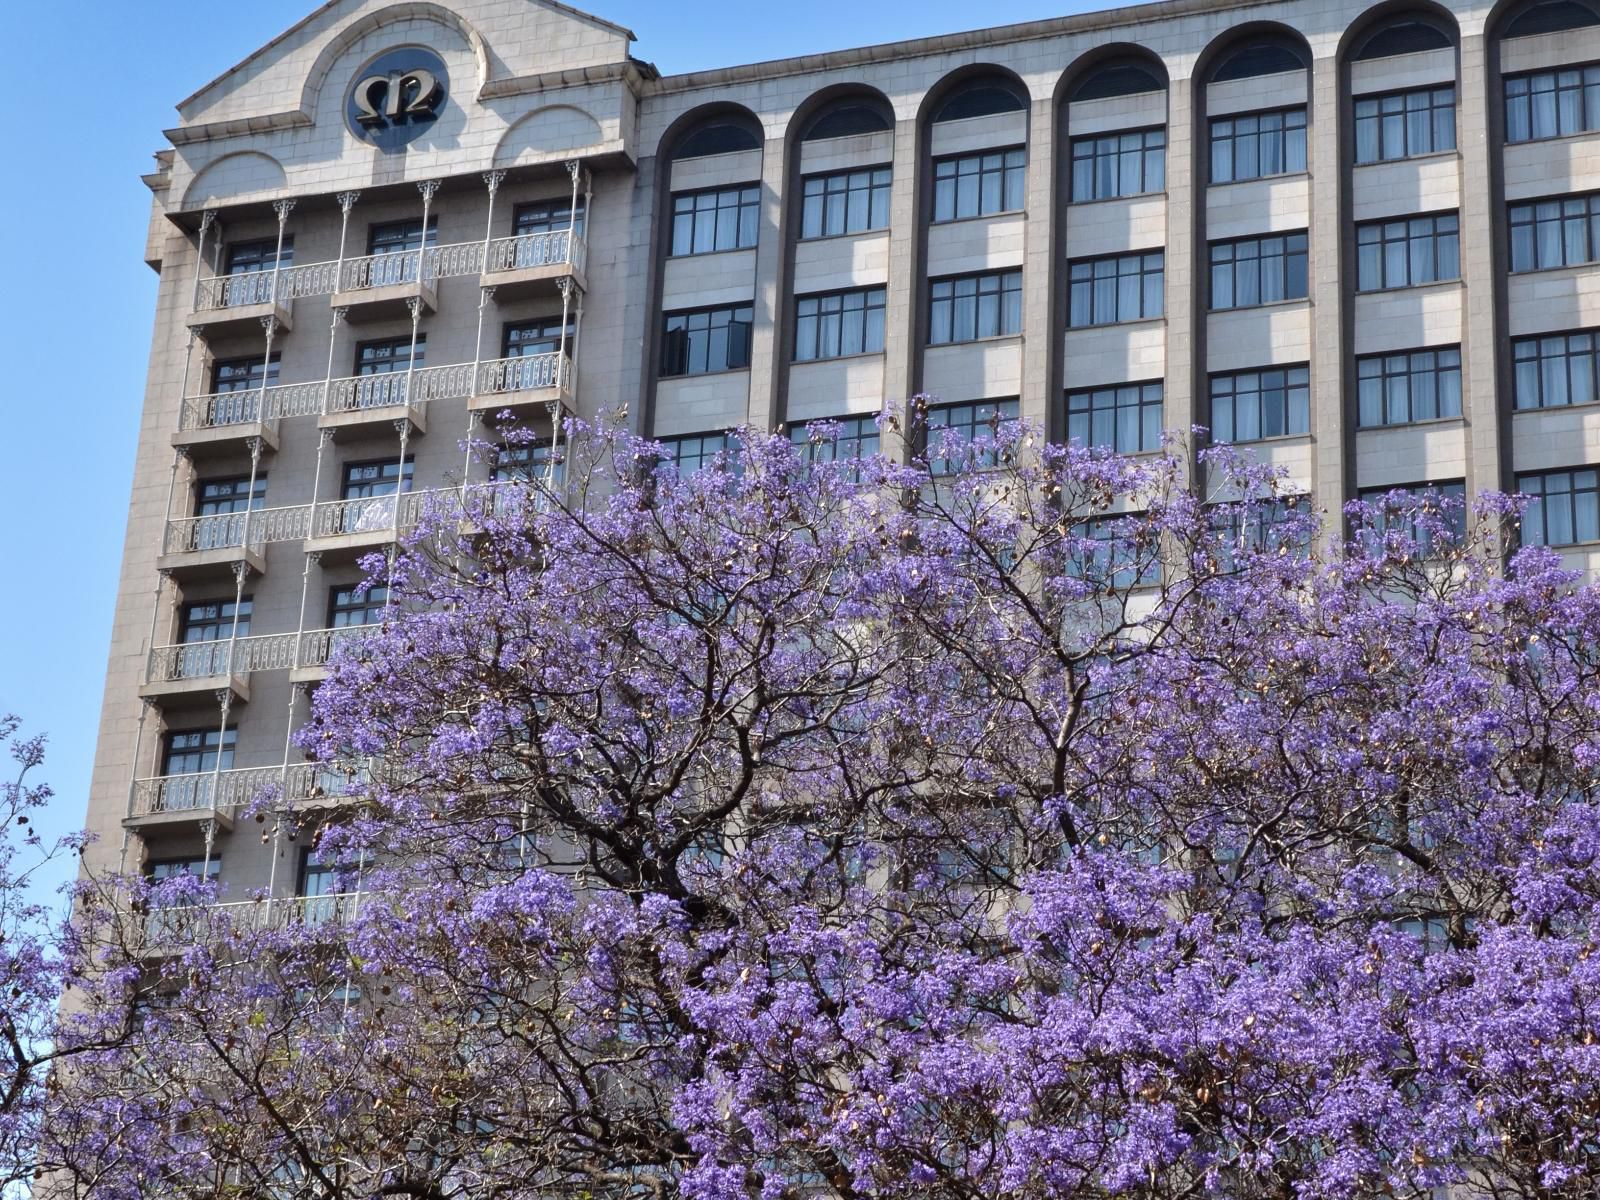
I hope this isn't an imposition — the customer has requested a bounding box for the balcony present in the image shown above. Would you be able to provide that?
[156,505,312,580]
[172,390,281,457]
[318,364,472,437]
[140,631,301,706]
[291,624,379,685]
[304,486,455,562]
[126,765,286,830]
[331,249,439,322]
[469,352,575,420]
[142,891,364,952]
[479,229,588,300]
[184,261,343,336]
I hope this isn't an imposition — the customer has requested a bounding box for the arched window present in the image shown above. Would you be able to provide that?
[933,76,1027,122]
[1211,38,1309,82]
[802,100,892,141]
[673,118,762,160]
[1070,59,1166,102]
[1352,18,1453,59]
[1501,0,1600,36]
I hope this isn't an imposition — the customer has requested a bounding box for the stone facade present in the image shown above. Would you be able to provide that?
[84,0,1600,894]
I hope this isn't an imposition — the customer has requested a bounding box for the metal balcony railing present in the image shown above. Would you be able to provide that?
[144,892,363,946]
[189,229,585,314]
[178,353,572,435]
[129,758,385,821]
[483,229,587,277]
[144,625,379,689]
[160,505,314,557]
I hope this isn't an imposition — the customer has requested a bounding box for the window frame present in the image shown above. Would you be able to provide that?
[799,167,892,240]
[327,584,389,629]
[659,304,756,378]
[1355,346,1464,428]
[1068,127,1167,202]
[1353,86,1458,165]
[928,270,1024,345]
[1208,231,1309,310]
[1067,251,1165,328]
[1508,192,1600,272]
[1354,212,1460,292]
[340,458,414,501]
[1209,106,1309,184]
[1512,328,1600,410]
[931,147,1027,223]
[794,286,888,362]
[668,185,762,257]
[1209,365,1312,444]
[1065,381,1165,454]
[922,398,1021,474]
[1518,466,1600,547]
[1505,63,1600,144]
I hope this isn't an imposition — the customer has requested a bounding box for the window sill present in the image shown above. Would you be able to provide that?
[1066,316,1165,333]
[1509,261,1600,279]
[1531,539,1600,551]
[1354,278,1461,298]
[1357,415,1466,432]
[927,333,1024,350]
[658,367,752,382]
[1514,399,1600,416]
[798,227,891,245]
[1505,128,1600,152]
[1208,170,1310,190]
[1209,296,1311,315]
[1210,432,1312,447]
[1353,149,1459,170]
[792,351,887,366]
[1067,190,1167,208]
[666,246,758,262]
[930,209,1026,228]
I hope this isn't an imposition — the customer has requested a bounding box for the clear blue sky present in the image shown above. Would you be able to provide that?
[0,0,1100,893]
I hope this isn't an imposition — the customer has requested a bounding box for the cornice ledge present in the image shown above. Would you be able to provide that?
[165,110,314,146]
[647,0,1266,95]
[478,60,653,99]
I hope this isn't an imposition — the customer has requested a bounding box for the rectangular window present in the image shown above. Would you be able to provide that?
[492,443,562,488]
[670,186,760,256]
[161,727,236,776]
[512,198,586,238]
[341,459,413,500]
[800,167,891,238]
[328,584,389,628]
[212,353,280,394]
[1066,381,1163,453]
[355,336,425,375]
[660,305,754,376]
[503,319,573,357]
[180,598,252,643]
[789,415,880,472]
[226,237,294,274]
[929,271,1023,344]
[1505,65,1600,143]
[1067,252,1164,327]
[1356,347,1463,427]
[1070,128,1166,201]
[196,476,266,516]
[1357,480,1467,551]
[1209,231,1309,309]
[924,398,1020,474]
[1513,329,1600,409]
[659,431,739,476]
[1210,108,1308,183]
[1509,194,1600,272]
[794,287,887,360]
[1211,496,1313,560]
[1354,87,1457,164]
[367,217,438,256]
[1355,213,1459,291]
[1210,365,1311,443]
[1067,516,1160,588]
[932,148,1026,221]
[148,857,221,882]
[1518,467,1600,546]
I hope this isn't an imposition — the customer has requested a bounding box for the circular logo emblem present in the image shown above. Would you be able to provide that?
[346,47,450,150]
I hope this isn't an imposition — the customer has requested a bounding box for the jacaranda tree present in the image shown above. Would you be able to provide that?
[50,409,1600,1200]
